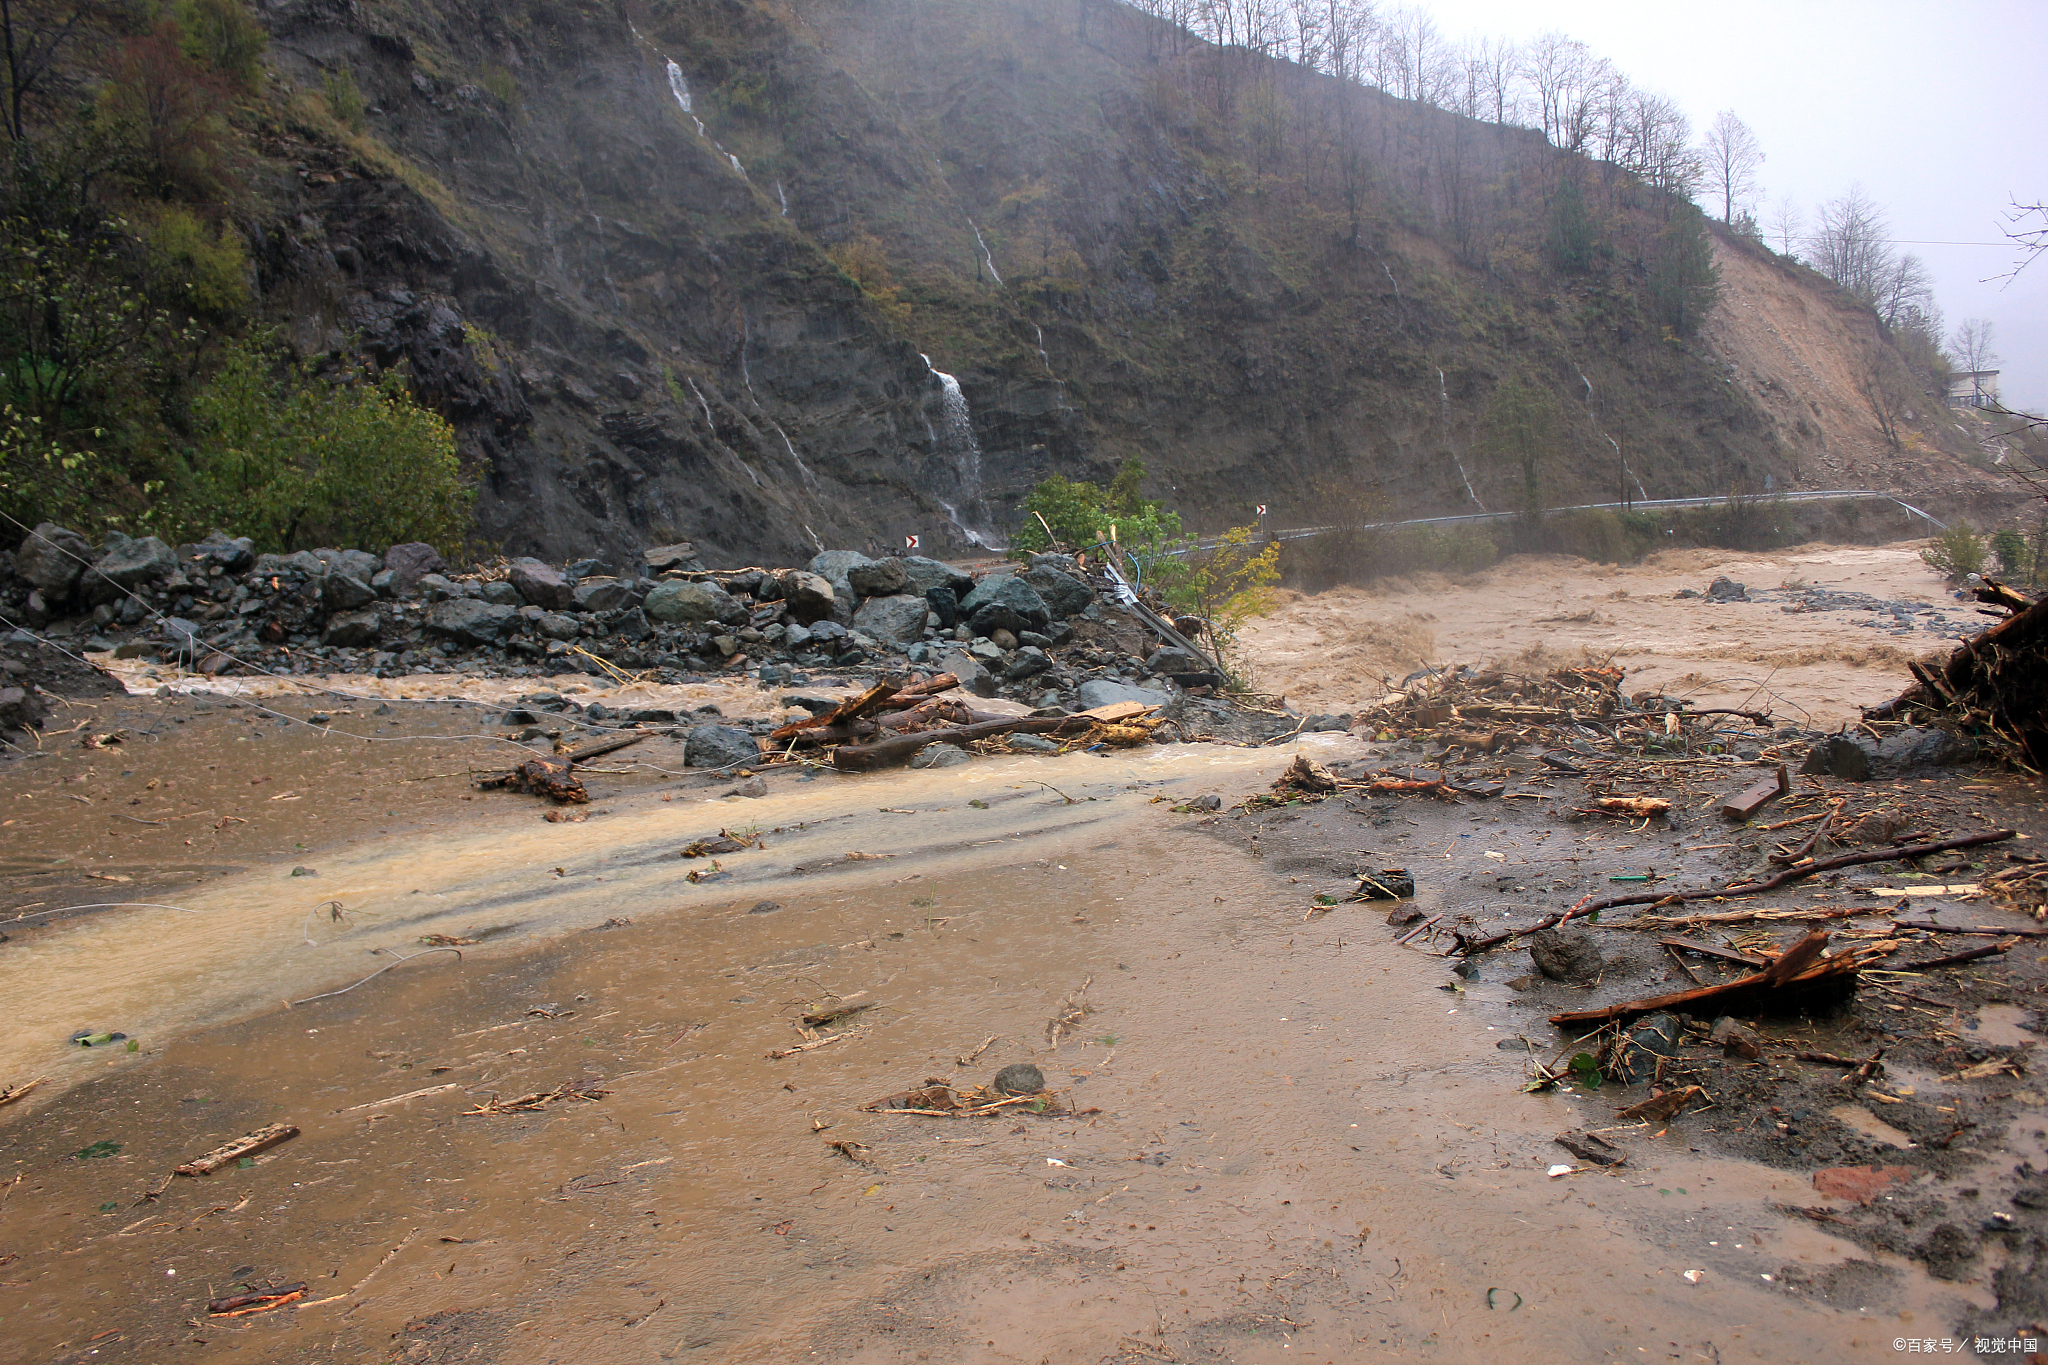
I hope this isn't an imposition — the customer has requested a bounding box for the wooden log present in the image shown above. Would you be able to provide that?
[1720,764,1790,821]
[1549,942,1884,1027]
[831,715,1092,771]
[800,996,876,1028]
[478,733,648,803]
[1895,937,2021,971]
[1891,920,2048,939]
[770,681,902,741]
[1761,928,1831,984]
[175,1123,300,1176]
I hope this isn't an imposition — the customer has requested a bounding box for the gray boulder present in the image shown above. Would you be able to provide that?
[573,579,632,613]
[315,548,381,582]
[14,523,90,600]
[924,586,959,630]
[645,580,746,625]
[1005,646,1052,681]
[1876,726,1976,770]
[607,606,653,641]
[507,557,575,610]
[536,612,581,642]
[1144,646,1207,675]
[778,570,837,625]
[1706,576,1749,602]
[1020,564,1095,618]
[808,550,874,598]
[899,556,975,599]
[480,580,522,606]
[643,541,701,573]
[0,685,49,733]
[1609,1012,1685,1085]
[910,742,970,769]
[940,648,998,698]
[381,542,443,593]
[1528,927,1603,983]
[1802,734,1878,782]
[322,574,377,613]
[846,557,910,597]
[251,550,325,580]
[961,576,1050,633]
[425,599,518,645]
[1075,679,1168,711]
[414,573,459,601]
[852,594,929,645]
[686,723,761,770]
[86,533,176,603]
[322,608,382,648]
[191,531,255,573]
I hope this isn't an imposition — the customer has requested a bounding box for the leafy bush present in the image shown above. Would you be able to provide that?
[142,207,248,317]
[183,336,472,552]
[99,29,236,203]
[173,0,267,91]
[1920,519,1987,581]
[1991,527,2032,582]
[324,64,367,132]
[1011,458,1182,557]
[0,405,100,534]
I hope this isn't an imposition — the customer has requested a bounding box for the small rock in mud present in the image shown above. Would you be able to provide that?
[1184,793,1222,811]
[910,743,970,769]
[748,900,782,915]
[730,776,769,798]
[1528,927,1603,983]
[1609,1012,1684,1085]
[1917,1223,1980,1281]
[290,866,317,877]
[1554,1129,1627,1166]
[1710,1016,1764,1059]
[1385,904,1425,927]
[993,1062,1045,1095]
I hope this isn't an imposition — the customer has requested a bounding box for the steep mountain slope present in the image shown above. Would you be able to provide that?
[246,0,2015,563]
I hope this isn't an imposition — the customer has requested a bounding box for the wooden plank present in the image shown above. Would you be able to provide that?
[175,1123,300,1176]
[1077,700,1156,723]
[1659,936,1768,967]
[1720,763,1790,820]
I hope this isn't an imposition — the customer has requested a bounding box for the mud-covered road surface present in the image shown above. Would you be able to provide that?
[4,670,2038,1365]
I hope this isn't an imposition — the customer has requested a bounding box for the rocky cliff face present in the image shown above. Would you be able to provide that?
[246,0,2016,565]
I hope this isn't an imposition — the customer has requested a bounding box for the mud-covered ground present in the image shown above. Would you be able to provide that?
[1203,737,2048,1352]
[0,628,2043,1363]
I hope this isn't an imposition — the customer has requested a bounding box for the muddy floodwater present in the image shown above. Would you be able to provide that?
[1,559,2028,1362]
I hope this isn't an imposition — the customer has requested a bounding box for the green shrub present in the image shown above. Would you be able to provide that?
[184,335,472,552]
[143,207,247,316]
[0,404,100,533]
[1991,527,2031,582]
[1920,520,1987,581]
[324,64,367,132]
[173,0,267,91]
[1011,457,1183,558]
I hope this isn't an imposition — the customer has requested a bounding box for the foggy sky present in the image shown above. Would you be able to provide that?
[1429,0,2048,412]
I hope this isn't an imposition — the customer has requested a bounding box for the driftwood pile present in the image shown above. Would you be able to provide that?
[1876,576,2046,772]
[1358,662,1771,757]
[766,673,1166,771]
[478,732,646,804]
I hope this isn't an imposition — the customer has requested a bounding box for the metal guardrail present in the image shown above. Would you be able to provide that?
[1180,490,1944,552]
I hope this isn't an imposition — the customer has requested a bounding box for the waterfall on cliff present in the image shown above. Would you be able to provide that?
[968,221,1004,286]
[923,356,1003,549]
[665,59,746,176]
[1438,368,1484,511]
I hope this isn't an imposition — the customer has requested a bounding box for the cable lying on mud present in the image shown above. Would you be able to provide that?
[287,946,463,1007]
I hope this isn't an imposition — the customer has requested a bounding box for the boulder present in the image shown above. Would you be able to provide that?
[507,557,575,610]
[322,574,377,613]
[1528,927,1603,983]
[85,533,176,603]
[425,599,518,646]
[852,594,929,645]
[14,522,90,600]
[480,580,522,606]
[0,685,48,733]
[643,541,701,573]
[685,723,760,770]
[1005,646,1052,681]
[846,557,911,597]
[191,531,255,573]
[1875,726,1976,770]
[1020,564,1095,618]
[777,570,838,626]
[1705,576,1749,603]
[910,742,970,769]
[924,586,959,630]
[940,649,998,698]
[1144,646,1206,675]
[1075,679,1168,711]
[899,556,975,599]
[381,542,443,593]
[536,612,581,641]
[322,608,382,648]
[808,550,874,598]
[251,550,325,580]
[1609,1012,1684,1085]
[1801,734,1878,782]
[607,606,653,641]
[315,548,381,582]
[960,576,1050,634]
[645,579,746,625]
[573,579,632,613]
[414,573,459,601]
[993,1062,1046,1095]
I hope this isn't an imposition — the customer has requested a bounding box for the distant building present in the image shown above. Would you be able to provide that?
[1949,369,2001,409]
